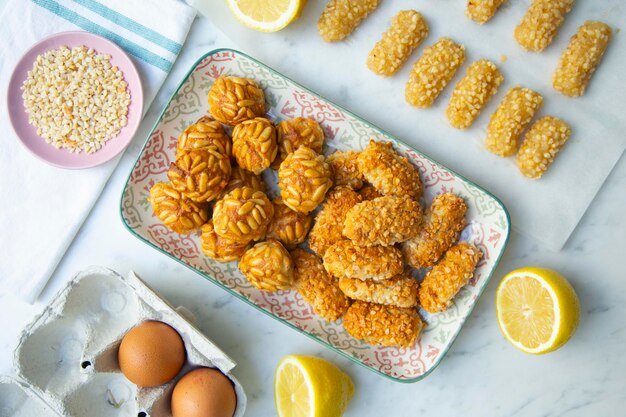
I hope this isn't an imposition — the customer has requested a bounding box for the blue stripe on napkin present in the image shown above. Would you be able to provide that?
[32,0,173,71]
[71,0,182,54]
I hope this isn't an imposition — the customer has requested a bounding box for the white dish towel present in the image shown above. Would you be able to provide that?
[0,0,196,302]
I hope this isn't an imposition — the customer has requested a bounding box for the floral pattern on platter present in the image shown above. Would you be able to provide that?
[120,49,510,382]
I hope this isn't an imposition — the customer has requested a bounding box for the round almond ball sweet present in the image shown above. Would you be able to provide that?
[208,76,266,125]
[266,197,312,250]
[168,148,231,203]
[278,146,333,213]
[239,239,294,292]
[212,187,274,244]
[118,321,185,388]
[171,367,237,417]
[201,221,251,263]
[272,117,325,168]
[232,117,277,174]
[148,182,208,234]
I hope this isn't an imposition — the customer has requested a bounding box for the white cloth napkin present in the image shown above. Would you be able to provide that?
[0,0,196,302]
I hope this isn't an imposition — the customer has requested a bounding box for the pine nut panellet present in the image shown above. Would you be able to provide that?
[405,37,465,109]
[273,117,325,169]
[208,75,266,125]
[466,0,507,24]
[318,0,382,42]
[212,187,274,244]
[167,148,231,203]
[266,198,313,250]
[239,239,294,292]
[343,301,424,348]
[553,21,612,97]
[367,10,429,77]
[176,116,232,160]
[485,87,544,157]
[217,165,267,200]
[446,59,504,130]
[148,183,208,235]
[418,242,483,313]
[201,221,251,263]
[278,146,333,214]
[232,117,278,175]
[514,0,575,52]
[516,116,571,179]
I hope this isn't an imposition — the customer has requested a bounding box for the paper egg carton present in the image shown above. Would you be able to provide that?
[0,266,247,417]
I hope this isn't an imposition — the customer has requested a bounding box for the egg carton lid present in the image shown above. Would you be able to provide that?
[1,266,247,417]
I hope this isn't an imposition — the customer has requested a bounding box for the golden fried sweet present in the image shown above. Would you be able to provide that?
[318,0,381,42]
[148,182,208,234]
[553,21,612,97]
[516,116,571,179]
[266,198,313,250]
[343,195,422,247]
[308,187,362,257]
[217,165,267,200]
[232,117,277,175]
[402,193,467,269]
[176,116,231,160]
[278,146,333,214]
[239,239,294,292]
[357,140,422,200]
[273,117,325,169]
[327,150,364,190]
[446,59,504,129]
[323,240,403,281]
[514,0,575,52]
[343,301,424,348]
[466,0,507,24]
[167,148,231,203]
[418,242,482,313]
[292,249,350,321]
[485,87,544,157]
[212,187,274,244]
[367,10,429,77]
[358,185,381,200]
[201,221,251,262]
[339,273,418,308]
[208,76,266,125]
[405,37,465,108]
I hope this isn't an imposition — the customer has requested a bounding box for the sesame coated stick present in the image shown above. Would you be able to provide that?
[367,10,429,77]
[446,59,504,129]
[466,0,507,24]
[514,0,575,52]
[516,116,571,179]
[553,21,612,97]
[317,0,382,42]
[485,87,544,157]
[405,37,465,108]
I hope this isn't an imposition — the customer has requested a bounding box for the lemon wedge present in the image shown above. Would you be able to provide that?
[274,355,354,417]
[496,267,580,354]
[226,0,307,33]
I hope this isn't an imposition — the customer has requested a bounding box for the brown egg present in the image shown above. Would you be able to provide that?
[171,368,237,417]
[118,321,186,387]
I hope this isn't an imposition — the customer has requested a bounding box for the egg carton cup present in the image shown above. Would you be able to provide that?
[1,266,247,417]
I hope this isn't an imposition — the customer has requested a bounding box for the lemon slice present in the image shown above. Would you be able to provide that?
[274,355,354,417]
[226,0,307,33]
[496,267,580,354]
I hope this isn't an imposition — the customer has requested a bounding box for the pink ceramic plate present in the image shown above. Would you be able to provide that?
[7,31,143,169]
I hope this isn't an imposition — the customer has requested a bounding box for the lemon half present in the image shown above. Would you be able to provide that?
[496,267,580,354]
[274,355,354,417]
[226,0,307,33]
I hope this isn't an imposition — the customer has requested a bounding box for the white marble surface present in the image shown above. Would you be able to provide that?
[1,7,626,417]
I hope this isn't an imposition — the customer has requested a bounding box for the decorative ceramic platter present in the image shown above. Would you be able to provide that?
[120,48,510,383]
